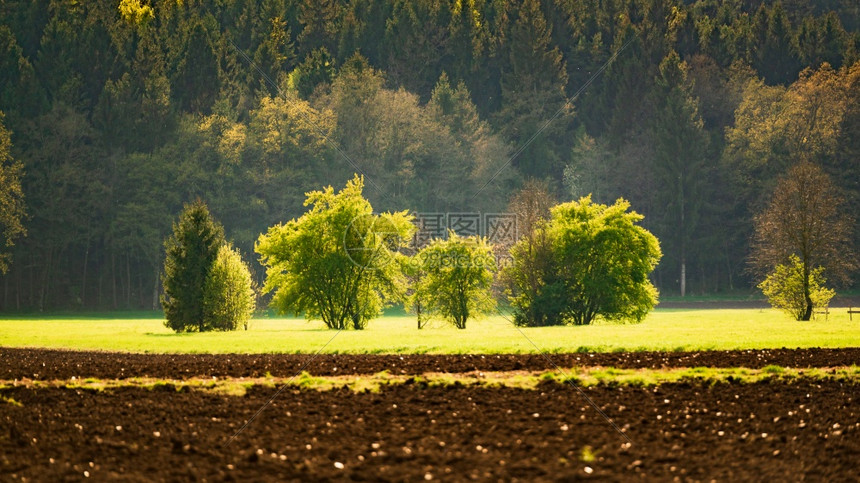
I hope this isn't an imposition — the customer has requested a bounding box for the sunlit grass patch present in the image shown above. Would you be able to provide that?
[1,308,859,354]
[3,365,857,395]
[0,395,22,407]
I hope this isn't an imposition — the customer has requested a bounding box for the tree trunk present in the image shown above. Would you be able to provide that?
[138,269,144,308]
[679,173,686,298]
[680,257,686,298]
[152,266,159,310]
[111,253,117,309]
[801,262,813,321]
[28,253,33,308]
[81,242,89,307]
[15,265,20,310]
[39,248,52,311]
[126,252,132,308]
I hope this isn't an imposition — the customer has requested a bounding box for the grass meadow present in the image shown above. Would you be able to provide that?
[1,307,858,354]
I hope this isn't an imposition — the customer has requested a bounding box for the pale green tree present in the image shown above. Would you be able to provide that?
[256,175,414,330]
[759,255,835,321]
[410,232,497,329]
[202,244,256,331]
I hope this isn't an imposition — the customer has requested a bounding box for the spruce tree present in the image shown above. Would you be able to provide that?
[162,200,225,332]
[496,0,571,181]
[649,51,711,297]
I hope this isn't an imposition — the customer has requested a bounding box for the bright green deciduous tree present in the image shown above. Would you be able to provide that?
[759,255,835,321]
[410,232,497,329]
[202,244,256,331]
[508,197,661,326]
[551,197,662,325]
[256,175,414,330]
[162,200,225,332]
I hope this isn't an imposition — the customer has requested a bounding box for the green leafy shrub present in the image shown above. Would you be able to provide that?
[758,254,835,320]
[202,244,256,331]
[506,196,662,326]
[409,232,497,329]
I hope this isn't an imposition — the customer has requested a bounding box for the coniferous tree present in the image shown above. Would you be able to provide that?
[173,23,219,113]
[649,51,711,297]
[252,16,296,95]
[495,0,571,182]
[445,0,478,87]
[297,0,340,57]
[162,200,225,332]
[289,47,334,98]
[383,0,450,100]
[754,3,801,84]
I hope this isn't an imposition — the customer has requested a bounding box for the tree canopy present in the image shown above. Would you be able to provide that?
[750,162,855,320]
[1,0,860,309]
[256,175,414,330]
[508,196,662,326]
[162,200,225,332]
[409,232,497,329]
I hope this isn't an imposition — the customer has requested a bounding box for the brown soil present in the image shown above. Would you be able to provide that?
[1,378,857,481]
[2,347,859,380]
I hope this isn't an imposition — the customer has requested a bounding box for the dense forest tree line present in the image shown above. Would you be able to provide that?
[0,0,858,310]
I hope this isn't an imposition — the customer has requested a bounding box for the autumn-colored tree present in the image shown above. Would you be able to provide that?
[501,180,557,326]
[750,162,855,320]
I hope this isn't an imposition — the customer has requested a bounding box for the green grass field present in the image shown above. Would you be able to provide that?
[1,308,858,354]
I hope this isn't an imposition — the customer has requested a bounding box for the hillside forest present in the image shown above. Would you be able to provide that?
[0,0,859,310]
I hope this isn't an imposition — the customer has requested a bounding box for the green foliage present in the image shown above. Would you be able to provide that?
[289,47,335,98]
[502,181,560,327]
[0,111,25,274]
[162,201,225,332]
[410,232,497,329]
[118,0,154,28]
[758,255,835,321]
[202,244,256,331]
[3,0,860,311]
[551,197,662,325]
[509,197,662,326]
[750,162,855,320]
[256,175,414,330]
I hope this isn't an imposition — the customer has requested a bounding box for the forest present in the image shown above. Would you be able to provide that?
[0,0,858,310]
